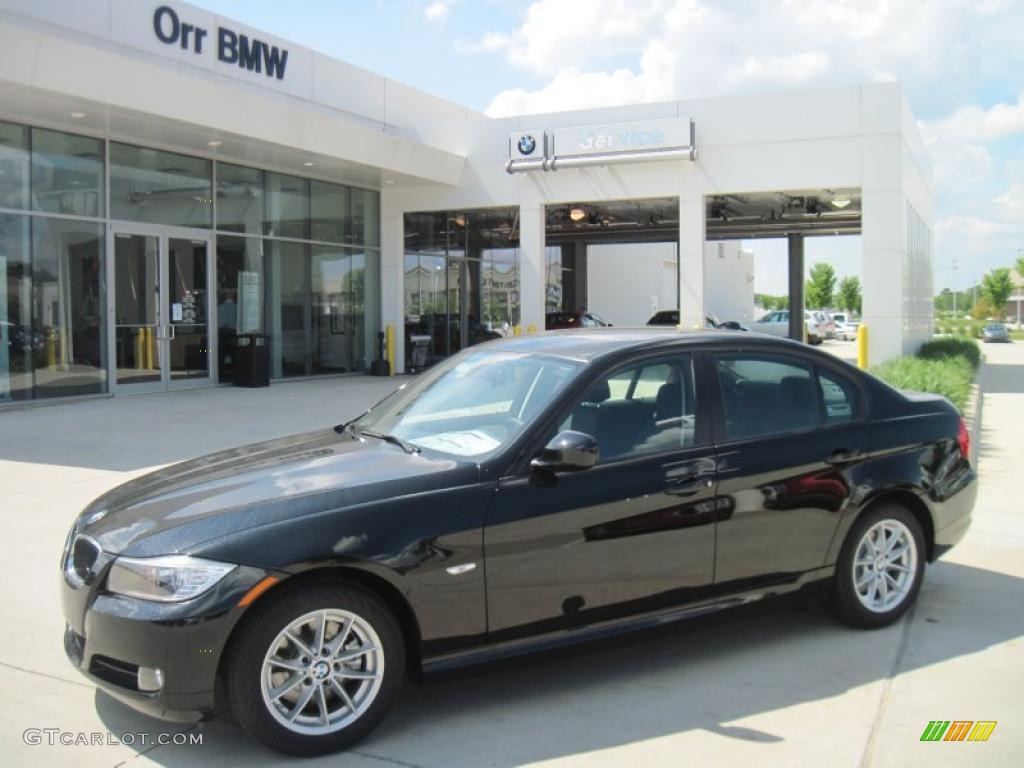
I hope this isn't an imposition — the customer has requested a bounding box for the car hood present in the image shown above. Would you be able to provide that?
[74,428,475,556]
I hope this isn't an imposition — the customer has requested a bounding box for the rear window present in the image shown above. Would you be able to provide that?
[715,355,818,440]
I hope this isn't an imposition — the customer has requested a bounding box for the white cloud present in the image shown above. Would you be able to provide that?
[470,0,1024,117]
[424,0,453,25]
[995,181,1024,220]
[924,92,1024,142]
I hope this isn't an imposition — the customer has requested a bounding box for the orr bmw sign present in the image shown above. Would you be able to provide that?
[152,5,289,79]
[507,118,696,173]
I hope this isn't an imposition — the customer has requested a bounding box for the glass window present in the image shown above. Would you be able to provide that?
[310,180,345,243]
[110,143,211,227]
[215,236,264,383]
[355,348,583,459]
[265,172,309,239]
[216,163,263,235]
[267,239,309,377]
[346,187,379,246]
[31,218,105,398]
[0,214,31,401]
[0,122,29,210]
[716,355,818,440]
[359,248,380,371]
[31,128,103,218]
[545,245,562,313]
[819,369,858,424]
[310,245,353,374]
[560,356,696,462]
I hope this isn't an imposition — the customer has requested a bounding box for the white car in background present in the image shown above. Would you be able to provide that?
[831,312,861,340]
[752,310,824,345]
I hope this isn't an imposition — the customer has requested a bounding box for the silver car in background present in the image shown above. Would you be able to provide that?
[982,323,1010,343]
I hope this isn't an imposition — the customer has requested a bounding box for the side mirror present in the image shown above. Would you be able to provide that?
[530,430,599,473]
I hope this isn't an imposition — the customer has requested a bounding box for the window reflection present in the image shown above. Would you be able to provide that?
[31,218,105,398]
[31,128,104,218]
[110,143,211,227]
[0,122,29,210]
[0,214,31,401]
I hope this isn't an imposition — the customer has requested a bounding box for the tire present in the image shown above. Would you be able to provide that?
[224,584,405,756]
[828,503,926,629]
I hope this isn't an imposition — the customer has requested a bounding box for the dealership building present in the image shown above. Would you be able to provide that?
[0,0,934,404]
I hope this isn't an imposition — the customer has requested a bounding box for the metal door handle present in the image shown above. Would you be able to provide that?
[667,477,714,496]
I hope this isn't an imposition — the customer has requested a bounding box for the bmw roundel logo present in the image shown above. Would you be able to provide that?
[518,134,537,155]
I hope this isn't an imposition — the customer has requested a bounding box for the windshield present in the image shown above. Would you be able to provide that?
[352,349,584,459]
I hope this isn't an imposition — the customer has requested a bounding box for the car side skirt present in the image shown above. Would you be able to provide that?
[421,566,834,674]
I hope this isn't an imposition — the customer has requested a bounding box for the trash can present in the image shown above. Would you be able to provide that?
[234,333,270,387]
[408,334,431,373]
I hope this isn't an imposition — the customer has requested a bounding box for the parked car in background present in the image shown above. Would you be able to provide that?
[833,314,862,341]
[813,311,836,340]
[752,310,824,345]
[982,323,1010,343]
[60,329,977,756]
[546,311,611,330]
[647,310,747,331]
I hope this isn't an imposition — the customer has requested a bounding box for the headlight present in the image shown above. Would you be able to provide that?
[106,555,236,602]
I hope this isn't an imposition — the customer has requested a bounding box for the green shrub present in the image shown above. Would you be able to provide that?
[870,356,973,412]
[918,337,981,370]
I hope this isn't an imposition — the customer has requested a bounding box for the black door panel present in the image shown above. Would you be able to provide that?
[713,424,868,584]
[485,451,717,641]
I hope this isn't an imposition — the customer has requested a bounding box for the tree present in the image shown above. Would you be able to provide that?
[1016,254,1024,280]
[837,276,862,315]
[972,296,994,321]
[981,267,1013,318]
[805,262,836,309]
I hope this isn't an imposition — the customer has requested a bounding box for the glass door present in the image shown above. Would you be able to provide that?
[110,227,213,392]
[166,237,211,384]
[112,232,161,389]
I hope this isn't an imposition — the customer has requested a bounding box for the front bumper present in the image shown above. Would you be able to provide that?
[61,561,276,722]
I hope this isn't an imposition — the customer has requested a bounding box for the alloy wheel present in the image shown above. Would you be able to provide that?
[260,609,384,735]
[851,520,918,613]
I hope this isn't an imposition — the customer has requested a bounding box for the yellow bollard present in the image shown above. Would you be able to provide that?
[385,324,395,375]
[803,322,808,344]
[857,324,869,369]
[46,328,56,369]
[526,324,537,334]
[145,326,154,370]
[512,325,521,336]
[135,328,145,370]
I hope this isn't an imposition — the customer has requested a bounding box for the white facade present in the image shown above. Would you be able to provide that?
[0,0,934,391]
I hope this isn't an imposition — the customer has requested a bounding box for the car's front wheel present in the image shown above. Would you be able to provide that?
[225,584,405,756]
[829,504,926,628]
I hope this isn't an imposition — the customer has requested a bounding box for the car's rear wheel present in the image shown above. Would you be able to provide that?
[829,504,925,628]
[225,584,405,756]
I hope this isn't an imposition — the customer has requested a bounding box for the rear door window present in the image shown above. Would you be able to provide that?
[715,354,819,441]
[817,369,859,424]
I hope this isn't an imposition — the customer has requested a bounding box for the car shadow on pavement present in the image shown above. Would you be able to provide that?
[93,561,1023,767]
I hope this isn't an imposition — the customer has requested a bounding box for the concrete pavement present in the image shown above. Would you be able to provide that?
[0,347,1021,767]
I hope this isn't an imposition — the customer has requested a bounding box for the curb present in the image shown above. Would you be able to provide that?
[967,356,986,467]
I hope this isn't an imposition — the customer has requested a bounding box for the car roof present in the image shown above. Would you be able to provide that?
[476,327,810,363]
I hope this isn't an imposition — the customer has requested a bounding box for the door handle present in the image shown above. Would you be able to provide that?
[826,449,864,466]
[666,477,714,497]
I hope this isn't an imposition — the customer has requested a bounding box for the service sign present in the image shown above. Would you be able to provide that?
[552,118,692,157]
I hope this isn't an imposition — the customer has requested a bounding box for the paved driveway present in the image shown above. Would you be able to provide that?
[1,350,1021,767]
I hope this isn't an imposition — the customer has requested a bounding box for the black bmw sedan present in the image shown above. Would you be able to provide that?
[60,330,976,755]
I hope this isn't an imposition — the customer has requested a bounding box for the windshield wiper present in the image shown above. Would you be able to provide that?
[355,428,421,455]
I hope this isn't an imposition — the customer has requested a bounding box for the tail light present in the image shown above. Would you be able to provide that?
[957,417,971,461]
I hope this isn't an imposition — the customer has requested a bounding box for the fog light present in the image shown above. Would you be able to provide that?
[137,666,164,692]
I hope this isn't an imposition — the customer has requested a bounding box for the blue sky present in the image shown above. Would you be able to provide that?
[193,0,1024,295]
